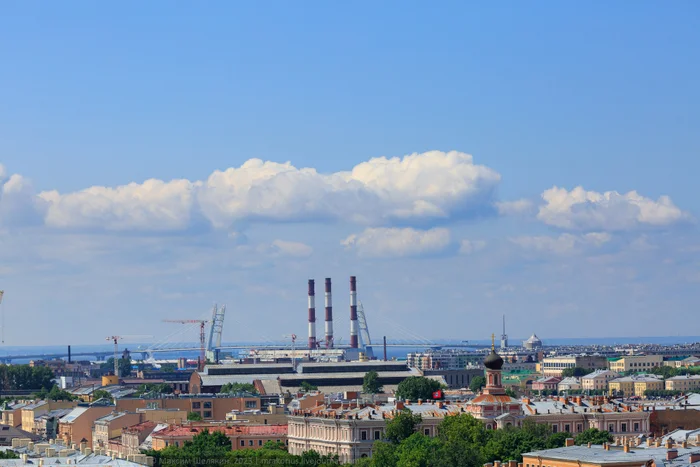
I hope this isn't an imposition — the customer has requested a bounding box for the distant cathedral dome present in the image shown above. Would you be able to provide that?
[524,333,542,350]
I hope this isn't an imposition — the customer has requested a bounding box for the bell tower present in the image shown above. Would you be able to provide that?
[483,333,506,395]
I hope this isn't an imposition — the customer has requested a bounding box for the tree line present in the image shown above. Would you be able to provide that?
[0,364,54,391]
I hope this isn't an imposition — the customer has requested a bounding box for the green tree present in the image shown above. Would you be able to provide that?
[371,441,397,466]
[436,413,489,467]
[575,428,613,446]
[119,356,132,377]
[384,410,422,444]
[261,440,286,451]
[469,376,486,393]
[396,376,443,401]
[300,381,318,392]
[47,385,76,401]
[220,382,258,394]
[363,370,383,394]
[561,367,594,378]
[187,411,202,421]
[394,433,443,467]
[505,387,517,398]
[0,451,19,459]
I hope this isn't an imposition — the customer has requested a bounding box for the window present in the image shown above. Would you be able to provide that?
[203,411,212,418]
[552,425,558,433]
[609,424,615,432]
[374,430,381,440]
[249,440,254,446]
[424,429,430,436]
[258,440,263,446]
[203,402,212,409]
[564,425,570,433]
[245,401,257,409]
[621,423,627,433]
[634,423,640,432]
[577,424,583,433]
[240,440,245,447]
[192,402,201,409]
[361,431,367,441]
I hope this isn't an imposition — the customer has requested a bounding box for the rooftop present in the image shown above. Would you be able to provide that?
[523,444,700,467]
[152,424,287,438]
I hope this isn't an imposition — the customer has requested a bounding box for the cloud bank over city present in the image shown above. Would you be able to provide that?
[1,149,698,345]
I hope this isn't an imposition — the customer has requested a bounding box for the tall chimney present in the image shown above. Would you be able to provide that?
[67,345,72,364]
[350,276,359,349]
[325,278,333,348]
[308,280,316,350]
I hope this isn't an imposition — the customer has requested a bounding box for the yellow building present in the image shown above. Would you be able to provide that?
[608,355,663,373]
[609,375,663,397]
[665,375,700,392]
[21,400,77,433]
[634,378,663,397]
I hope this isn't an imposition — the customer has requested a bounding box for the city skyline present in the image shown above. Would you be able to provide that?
[1,2,699,344]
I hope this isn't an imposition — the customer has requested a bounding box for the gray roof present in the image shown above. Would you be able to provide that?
[59,407,89,424]
[523,445,700,466]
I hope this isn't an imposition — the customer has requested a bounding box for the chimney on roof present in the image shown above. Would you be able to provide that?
[565,438,575,447]
[308,280,317,350]
[623,443,630,453]
[689,453,700,464]
[324,278,333,348]
[666,438,673,449]
[350,276,359,349]
[667,449,678,461]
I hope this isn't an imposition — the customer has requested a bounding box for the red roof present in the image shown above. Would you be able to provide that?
[153,425,287,438]
[124,421,157,433]
[470,394,517,404]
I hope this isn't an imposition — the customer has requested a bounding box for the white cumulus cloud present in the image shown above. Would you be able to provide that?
[341,227,451,258]
[32,151,500,231]
[510,232,612,255]
[537,186,687,231]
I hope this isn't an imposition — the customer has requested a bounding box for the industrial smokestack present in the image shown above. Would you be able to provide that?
[325,278,333,348]
[350,276,359,348]
[308,280,316,350]
[67,345,71,364]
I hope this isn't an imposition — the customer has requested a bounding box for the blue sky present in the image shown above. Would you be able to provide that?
[0,2,699,346]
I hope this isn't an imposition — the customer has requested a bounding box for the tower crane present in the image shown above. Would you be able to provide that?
[106,335,151,378]
[163,320,209,370]
[283,334,297,371]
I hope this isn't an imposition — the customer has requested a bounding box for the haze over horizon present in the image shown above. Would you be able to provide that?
[1,2,699,346]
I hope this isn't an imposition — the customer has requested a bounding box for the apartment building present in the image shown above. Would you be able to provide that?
[541,356,608,377]
[581,370,619,392]
[608,355,664,373]
[666,375,700,392]
[406,350,480,370]
[608,375,663,397]
[21,400,77,433]
[0,402,27,427]
[150,424,286,451]
[532,377,562,392]
[117,421,162,458]
[58,406,114,445]
[116,394,260,421]
[521,397,650,436]
[92,412,142,452]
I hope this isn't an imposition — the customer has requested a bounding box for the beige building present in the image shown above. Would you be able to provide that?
[608,355,664,373]
[118,421,164,458]
[609,375,663,397]
[666,375,700,392]
[58,406,114,445]
[151,424,286,451]
[541,356,608,377]
[581,370,619,392]
[0,402,27,427]
[116,395,260,421]
[522,397,650,436]
[21,400,77,433]
[92,412,142,452]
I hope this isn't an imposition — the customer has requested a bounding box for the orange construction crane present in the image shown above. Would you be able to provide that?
[163,320,209,370]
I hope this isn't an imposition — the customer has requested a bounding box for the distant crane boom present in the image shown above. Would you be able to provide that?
[106,335,151,378]
[206,305,226,363]
[163,319,209,370]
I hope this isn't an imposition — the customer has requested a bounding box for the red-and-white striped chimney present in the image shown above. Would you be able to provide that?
[308,279,316,350]
[350,276,359,348]
[325,278,333,348]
